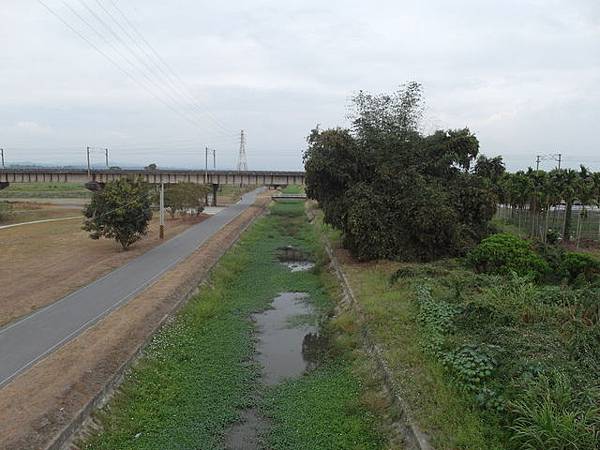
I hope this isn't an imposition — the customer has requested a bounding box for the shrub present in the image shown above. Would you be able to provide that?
[560,252,600,284]
[467,233,550,281]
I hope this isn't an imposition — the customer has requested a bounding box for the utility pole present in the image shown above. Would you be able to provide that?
[0,148,4,168]
[86,146,91,177]
[557,153,562,170]
[105,148,109,168]
[536,155,541,171]
[205,146,208,184]
[159,182,165,239]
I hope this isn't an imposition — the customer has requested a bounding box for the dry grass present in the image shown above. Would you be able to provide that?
[0,209,204,327]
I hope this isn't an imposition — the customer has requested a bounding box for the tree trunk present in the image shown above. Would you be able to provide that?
[576,211,582,249]
[563,201,573,241]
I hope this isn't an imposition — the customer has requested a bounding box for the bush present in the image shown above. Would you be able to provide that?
[467,233,550,281]
[560,252,600,284]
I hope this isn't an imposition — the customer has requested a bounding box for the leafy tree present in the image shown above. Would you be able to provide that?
[474,155,505,181]
[304,84,500,261]
[164,183,209,218]
[83,177,152,250]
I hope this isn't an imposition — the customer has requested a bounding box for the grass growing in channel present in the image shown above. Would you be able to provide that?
[82,197,385,450]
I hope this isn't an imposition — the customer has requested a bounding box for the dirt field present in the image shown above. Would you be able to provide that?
[0,194,269,450]
[0,205,206,327]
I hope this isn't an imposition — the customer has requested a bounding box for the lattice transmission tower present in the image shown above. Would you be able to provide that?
[237,129,248,171]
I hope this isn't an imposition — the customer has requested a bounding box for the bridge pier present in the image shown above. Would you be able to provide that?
[211,184,218,207]
[0,182,9,191]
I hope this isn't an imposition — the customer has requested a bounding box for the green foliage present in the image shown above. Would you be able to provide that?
[509,372,600,450]
[164,182,209,218]
[441,345,503,411]
[263,360,384,450]
[415,284,458,354]
[304,84,500,261]
[560,252,600,283]
[467,233,550,280]
[82,178,153,250]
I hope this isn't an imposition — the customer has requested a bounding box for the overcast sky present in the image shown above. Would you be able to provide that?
[0,0,599,171]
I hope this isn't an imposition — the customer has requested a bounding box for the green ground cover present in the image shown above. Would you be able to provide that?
[317,207,600,449]
[82,195,386,450]
[0,182,91,198]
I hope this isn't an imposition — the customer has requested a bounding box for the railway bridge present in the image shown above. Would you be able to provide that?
[0,168,305,206]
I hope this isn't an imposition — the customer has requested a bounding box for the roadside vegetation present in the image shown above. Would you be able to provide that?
[81,197,387,449]
[164,182,209,217]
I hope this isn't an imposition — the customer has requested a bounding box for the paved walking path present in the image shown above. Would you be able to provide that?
[0,188,263,388]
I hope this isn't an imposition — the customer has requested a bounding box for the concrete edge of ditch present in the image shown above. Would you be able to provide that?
[311,214,434,450]
[46,203,268,450]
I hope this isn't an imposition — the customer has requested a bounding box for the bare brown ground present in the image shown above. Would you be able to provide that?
[0,194,269,450]
[0,209,207,327]
[1,203,80,225]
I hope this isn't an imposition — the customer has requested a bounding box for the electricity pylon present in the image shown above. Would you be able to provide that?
[237,130,247,172]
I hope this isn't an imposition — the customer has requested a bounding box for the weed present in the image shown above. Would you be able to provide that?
[509,372,600,450]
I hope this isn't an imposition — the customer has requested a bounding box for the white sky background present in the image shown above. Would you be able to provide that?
[0,0,599,171]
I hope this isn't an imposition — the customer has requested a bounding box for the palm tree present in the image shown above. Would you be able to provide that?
[591,172,600,241]
[575,166,594,247]
[551,169,580,241]
[527,168,548,238]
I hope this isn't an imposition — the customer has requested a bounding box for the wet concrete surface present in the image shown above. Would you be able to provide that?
[224,292,326,449]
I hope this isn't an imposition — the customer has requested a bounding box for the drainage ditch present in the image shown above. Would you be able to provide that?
[225,249,325,449]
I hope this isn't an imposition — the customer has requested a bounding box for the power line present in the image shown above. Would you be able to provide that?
[37,0,232,145]
[75,0,228,138]
[106,0,232,135]
[85,0,233,139]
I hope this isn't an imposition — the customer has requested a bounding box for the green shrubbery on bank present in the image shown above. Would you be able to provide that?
[390,233,600,448]
[468,232,600,285]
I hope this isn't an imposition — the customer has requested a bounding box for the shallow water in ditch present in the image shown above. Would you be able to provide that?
[281,261,315,272]
[225,292,325,449]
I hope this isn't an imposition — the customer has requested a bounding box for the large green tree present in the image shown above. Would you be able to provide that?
[304,84,500,261]
[83,177,153,250]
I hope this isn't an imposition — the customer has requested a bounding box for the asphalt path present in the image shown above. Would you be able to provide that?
[0,188,263,388]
